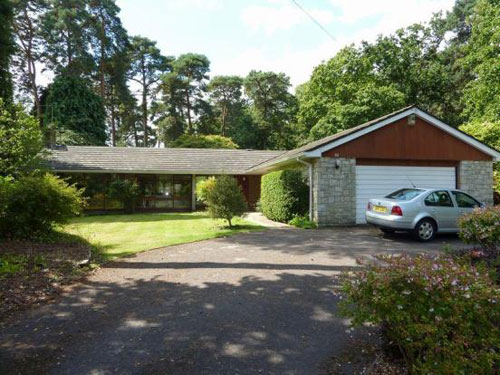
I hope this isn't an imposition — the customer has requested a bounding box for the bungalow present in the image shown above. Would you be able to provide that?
[48,106,500,225]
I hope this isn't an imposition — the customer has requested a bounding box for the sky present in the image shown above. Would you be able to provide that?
[117,0,455,88]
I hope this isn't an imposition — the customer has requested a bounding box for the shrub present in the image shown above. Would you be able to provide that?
[0,174,85,239]
[108,179,141,214]
[261,170,308,223]
[288,214,317,229]
[169,134,238,149]
[340,254,500,374]
[0,99,45,178]
[458,206,500,257]
[197,175,247,227]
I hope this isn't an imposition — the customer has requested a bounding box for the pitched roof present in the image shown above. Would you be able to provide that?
[249,105,416,171]
[46,146,285,175]
[249,105,500,172]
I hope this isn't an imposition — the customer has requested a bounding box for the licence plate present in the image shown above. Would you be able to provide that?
[373,205,387,213]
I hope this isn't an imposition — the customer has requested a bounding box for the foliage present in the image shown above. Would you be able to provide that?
[340,254,500,374]
[288,215,317,229]
[197,176,247,228]
[0,174,85,239]
[207,75,244,136]
[0,254,46,277]
[460,120,500,192]
[169,134,238,149]
[458,206,500,256]
[244,70,298,149]
[45,74,107,145]
[0,0,14,102]
[0,100,45,178]
[107,179,140,214]
[40,0,94,76]
[260,170,308,223]
[464,0,500,123]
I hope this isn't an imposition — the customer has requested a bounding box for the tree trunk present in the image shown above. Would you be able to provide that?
[221,105,227,136]
[111,107,116,146]
[142,89,148,146]
[185,87,192,134]
[99,15,106,99]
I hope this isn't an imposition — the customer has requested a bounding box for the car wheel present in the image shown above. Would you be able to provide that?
[413,219,436,242]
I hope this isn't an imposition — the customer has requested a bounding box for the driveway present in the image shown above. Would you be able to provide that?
[0,227,463,375]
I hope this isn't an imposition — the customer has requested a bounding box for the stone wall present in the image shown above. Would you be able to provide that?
[458,161,494,205]
[312,157,356,225]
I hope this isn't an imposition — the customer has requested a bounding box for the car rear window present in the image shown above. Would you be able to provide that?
[385,188,424,201]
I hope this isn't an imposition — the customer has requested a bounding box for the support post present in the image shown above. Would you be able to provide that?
[191,174,196,211]
[296,157,314,222]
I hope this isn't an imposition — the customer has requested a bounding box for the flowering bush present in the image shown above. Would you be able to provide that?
[340,254,500,374]
[458,206,500,257]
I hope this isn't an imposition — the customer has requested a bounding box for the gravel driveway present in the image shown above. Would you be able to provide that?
[0,227,462,375]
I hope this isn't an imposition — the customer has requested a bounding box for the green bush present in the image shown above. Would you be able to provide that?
[197,175,247,228]
[0,99,45,178]
[169,134,238,149]
[0,174,85,239]
[458,206,500,257]
[288,214,317,229]
[108,179,141,214]
[340,254,500,374]
[261,170,308,223]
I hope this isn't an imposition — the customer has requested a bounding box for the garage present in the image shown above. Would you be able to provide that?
[355,165,456,224]
[248,106,500,226]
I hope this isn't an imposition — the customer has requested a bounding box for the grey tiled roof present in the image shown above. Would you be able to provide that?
[46,146,285,175]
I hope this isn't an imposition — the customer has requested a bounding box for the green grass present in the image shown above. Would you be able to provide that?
[62,212,264,259]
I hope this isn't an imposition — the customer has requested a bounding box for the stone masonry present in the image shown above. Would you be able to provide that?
[458,161,494,205]
[312,157,356,225]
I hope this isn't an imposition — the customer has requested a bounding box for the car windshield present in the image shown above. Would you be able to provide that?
[385,188,425,201]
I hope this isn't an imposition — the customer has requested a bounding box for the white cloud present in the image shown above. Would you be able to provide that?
[330,0,454,32]
[241,0,334,35]
[212,39,342,89]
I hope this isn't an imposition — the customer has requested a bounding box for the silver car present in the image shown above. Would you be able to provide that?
[365,188,484,241]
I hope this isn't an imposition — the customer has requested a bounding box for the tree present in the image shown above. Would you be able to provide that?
[0,99,45,178]
[44,74,107,145]
[297,47,405,140]
[197,175,247,228]
[41,0,94,76]
[0,0,14,102]
[172,53,210,134]
[11,0,48,120]
[169,134,238,149]
[244,70,298,149]
[127,36,171,146]
[463,0,500,122]
[108,179,140,214]
[207,75,243,136]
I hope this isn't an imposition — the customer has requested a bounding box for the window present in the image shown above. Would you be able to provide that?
[425,191,454,207]
[386,188,424,201]
[452,191,480,208]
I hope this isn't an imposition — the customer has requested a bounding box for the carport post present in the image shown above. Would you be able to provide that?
[296,157,313,222]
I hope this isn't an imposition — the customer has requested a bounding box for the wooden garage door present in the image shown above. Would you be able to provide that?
[355,166,456,224]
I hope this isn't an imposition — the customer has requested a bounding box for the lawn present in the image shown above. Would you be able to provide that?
[62,212,264,259]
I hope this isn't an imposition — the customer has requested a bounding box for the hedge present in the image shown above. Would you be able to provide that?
[260,170,308,223]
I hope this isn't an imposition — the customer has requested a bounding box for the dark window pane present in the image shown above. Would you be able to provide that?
[425,191,454,207]
[386,188,424,200]
[452,191,480,208]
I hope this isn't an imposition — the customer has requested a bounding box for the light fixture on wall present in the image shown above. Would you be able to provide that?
[408,114,416,126]
[334,153,340,169]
